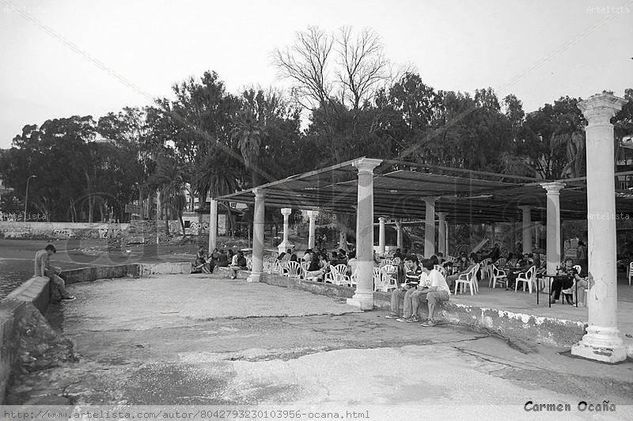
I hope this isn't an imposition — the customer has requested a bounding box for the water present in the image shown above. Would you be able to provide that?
[0,258,34,298]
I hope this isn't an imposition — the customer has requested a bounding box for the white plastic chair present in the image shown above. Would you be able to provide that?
[333,263,351,286]
[434,265,447,277]
[375,265,398,292]
[515,266,537,293]
[285,261,301,279]
[454,263,480,295]
[490,265,507,288]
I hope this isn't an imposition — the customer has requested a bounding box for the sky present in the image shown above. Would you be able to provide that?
[0,0,632,149]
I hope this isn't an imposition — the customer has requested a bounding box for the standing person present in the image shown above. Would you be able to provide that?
[576,240,588,275]
[34,244,75,302]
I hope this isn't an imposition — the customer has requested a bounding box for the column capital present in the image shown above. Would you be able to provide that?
[423,197,439,205]
[281,208,292,216]
[253,188,265,199]
[352,158,382,174]
[437,211,447,219]
[579,92,627,125]
[540,182,565,195]
[306,210,318,218]
[378,216,386,222]
[518,205,531,211]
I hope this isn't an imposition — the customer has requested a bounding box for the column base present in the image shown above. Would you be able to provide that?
[247,271,263,283]
[346,291,374,311]
[571,326,628,363]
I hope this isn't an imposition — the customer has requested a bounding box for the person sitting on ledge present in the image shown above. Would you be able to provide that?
[419,259,451,326]
[192,246,210,273]
[229,250,247,279]
[216,250,229,267]
[34,244,75,302]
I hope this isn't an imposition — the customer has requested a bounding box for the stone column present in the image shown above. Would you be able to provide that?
[348,158,382,310]
[396,221,403,250]
[572,92,628,363]
[519,206,532,254]
[248,189,265,283]
[208,199,218,252]
[541,182,565,275]
[424,198,436,257]
[307,210,318,249]
[437,212,447,255]
[378,217,386,256]
[278,208,293,254]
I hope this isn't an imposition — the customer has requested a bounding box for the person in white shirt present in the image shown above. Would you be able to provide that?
[419,260,451,326]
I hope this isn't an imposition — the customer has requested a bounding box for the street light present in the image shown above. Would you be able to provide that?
[23,174,37,222]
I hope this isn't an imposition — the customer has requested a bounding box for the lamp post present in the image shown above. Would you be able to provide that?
[23,175,37,222]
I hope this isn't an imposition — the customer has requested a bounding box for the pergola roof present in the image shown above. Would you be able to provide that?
[216,157,633,224]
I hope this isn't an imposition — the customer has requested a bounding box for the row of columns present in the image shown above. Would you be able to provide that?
[207,92,626,363]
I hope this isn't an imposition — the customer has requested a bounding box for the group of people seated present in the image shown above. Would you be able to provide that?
[191,246,248,279]
[387,254,451,326]
[276,247,354,282]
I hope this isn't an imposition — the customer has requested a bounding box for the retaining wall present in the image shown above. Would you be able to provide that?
[0,222,129,240]
[0,277,50,404]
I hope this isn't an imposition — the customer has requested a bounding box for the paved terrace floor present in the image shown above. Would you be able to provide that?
[6,273,633,419]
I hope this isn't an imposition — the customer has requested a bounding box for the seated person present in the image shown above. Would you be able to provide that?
[346,252,359,277]
[35,244,75,302]
[305,252,328,281]
[216,250,229,267]
[191,246,210,273]
[393,248,403,260]
[446,254,478,290]
[419,260,451,326]
[550,258,588,305]
[506,254,533,289]
[303,249,313,263]
[229,250,248,279]
[337,249,348,265]
[403,257,421,283]
[330,251,341,266]
[389,264,432,322]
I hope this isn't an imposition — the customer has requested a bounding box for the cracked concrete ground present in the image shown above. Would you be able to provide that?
[6,274,633,419]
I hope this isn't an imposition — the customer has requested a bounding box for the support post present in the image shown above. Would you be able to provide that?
[424,198,436,258]
[541,182,565,276]
[572,92,628,363]
[519,206,532,254]
[307,210,318,249]
[278,208,293,253]
[396,221,403,250]
[348,158,382,310]
[378,217,386,256]
[248,189,265,283]
[437,212,447,255]
[208,199,218,252]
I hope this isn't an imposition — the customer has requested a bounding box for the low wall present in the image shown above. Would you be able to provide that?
[373,291,586,348]
[261,273,355,299]
[0,277,50,404]
[0,222,129,240]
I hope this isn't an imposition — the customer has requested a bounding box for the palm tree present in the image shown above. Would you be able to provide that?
[150,154,188,235]
[192,149,241,235]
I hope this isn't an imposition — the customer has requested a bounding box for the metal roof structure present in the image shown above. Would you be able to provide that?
[216,157,633,224]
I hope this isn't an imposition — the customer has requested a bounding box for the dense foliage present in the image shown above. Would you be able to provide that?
[1,27,632,223]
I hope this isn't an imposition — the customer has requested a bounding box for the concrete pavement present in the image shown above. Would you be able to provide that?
[6,273,633,420]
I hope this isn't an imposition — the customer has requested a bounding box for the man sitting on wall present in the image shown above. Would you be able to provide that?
[34,244,75,302]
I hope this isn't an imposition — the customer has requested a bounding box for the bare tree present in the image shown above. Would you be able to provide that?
[273,26,391,111]
[336,27,389,110]
[273,26,334,110]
